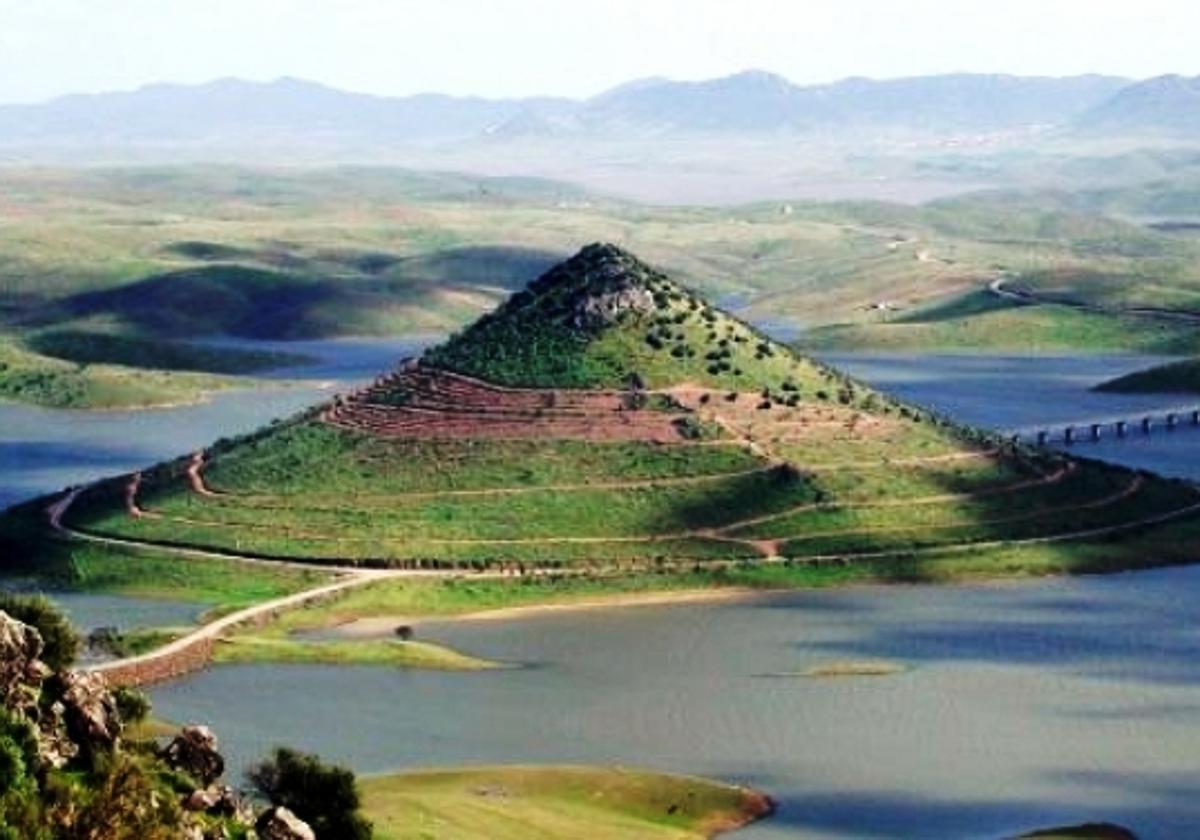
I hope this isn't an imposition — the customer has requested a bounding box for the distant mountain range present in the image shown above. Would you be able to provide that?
[1074,74,1200,135]
[0,70,1180,155]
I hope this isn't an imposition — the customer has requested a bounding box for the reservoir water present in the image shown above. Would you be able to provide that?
[151,568,1200,839]
[6,347,1200,837]
[0,337,427,511]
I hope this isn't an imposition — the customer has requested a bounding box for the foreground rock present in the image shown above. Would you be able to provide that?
[257,806,317,840]
[59,669,121,749]
[161,724,226,786]
[0,609,50,713]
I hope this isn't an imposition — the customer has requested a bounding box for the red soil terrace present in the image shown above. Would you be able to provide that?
[322,365,695,443]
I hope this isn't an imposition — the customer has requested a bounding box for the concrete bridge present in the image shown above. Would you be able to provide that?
[1020,407,1200,447]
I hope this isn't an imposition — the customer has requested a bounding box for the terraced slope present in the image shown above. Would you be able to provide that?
[58,244,1200,571]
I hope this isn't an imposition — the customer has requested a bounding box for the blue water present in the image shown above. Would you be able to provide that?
[0,337,428,511]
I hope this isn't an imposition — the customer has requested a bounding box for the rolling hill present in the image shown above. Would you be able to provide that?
[1075,75,1200,136]
[50,244,1199,571]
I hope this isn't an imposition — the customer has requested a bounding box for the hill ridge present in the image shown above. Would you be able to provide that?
[422,242,832,393]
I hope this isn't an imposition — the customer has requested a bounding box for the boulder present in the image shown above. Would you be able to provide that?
[0,610,49,713]
[37,700,79,769]
[183,785,254,825]
[256,806,316,840]
[161,725,225,786]
[59,670,122,750]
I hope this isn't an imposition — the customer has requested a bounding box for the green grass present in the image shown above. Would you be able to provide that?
[6,166,1200,356]
[0,337,243,408]
[1095,357,1200,393]
[801,294,1200,354]
[204,424,763,496]
[0,499,330,609]
[24,329,310,374]
[212,636,501,670]
[359,765,771,840]
[424,244,834,394]
[252,510,1200,633]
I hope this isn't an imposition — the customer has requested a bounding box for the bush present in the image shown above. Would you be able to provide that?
[0,595,79,671]
[248,748,371,840]
[113,688,151,727]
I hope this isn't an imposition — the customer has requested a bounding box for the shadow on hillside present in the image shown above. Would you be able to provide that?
[30,245,562,339]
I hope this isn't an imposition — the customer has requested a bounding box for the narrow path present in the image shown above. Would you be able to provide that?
[85,570,389,681]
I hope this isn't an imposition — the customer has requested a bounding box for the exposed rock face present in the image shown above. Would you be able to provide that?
[59,670,122,750]
[0,610,81,768]
[565,243,658,329]
[571,283,655,329]
[256,806,316,840]
[37,701,79,769]
[161,724,226,786]
[0,610,50,713]
[183,784,255,824]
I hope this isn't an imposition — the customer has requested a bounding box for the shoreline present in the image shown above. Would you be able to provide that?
[357,763,775,839]
[323,587,768,636]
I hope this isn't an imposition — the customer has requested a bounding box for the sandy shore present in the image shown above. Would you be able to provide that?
[320,587,766,638]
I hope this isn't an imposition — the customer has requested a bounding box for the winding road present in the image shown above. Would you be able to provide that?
[988,276,1200,325]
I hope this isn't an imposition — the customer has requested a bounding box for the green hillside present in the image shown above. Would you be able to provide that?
[47,244,1199,572]
[801,290,1200,354]
[1096,357,1200,394]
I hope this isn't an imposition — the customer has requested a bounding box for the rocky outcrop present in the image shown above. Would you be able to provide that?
[256,806,316,840]
[183,784,256,824]
[59,670,122,750]
[161,725,226,786]
[0,610,50,714]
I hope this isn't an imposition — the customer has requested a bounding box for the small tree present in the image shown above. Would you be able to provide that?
[0,595,79,671]
[248,748,371,840]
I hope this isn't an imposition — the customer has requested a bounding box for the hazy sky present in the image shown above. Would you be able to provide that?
[1,0,1196,104]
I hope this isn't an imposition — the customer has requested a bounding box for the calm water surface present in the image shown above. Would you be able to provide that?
[0,338,427,510]
[151,569,1200,839]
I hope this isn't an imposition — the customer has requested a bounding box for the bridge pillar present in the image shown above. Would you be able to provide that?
[1115,420,1127,437]
[1192,410,1200,426]
[1064,426,1075,445]
[1143,417,1153,434]
[1036,430,1049,446]
[1090,423,1102,441]
[1168,412,1178,430]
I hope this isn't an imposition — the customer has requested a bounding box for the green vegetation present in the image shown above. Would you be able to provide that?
[40,244,1198,580]
[252,508,1200,633]
[7,166,1200,367]
[213,635,501,670]
[203,424,762,496]
[25,330,307,375]
[249,747,372,840]
[359,765,771,840]
[0,338,242,409]
[1096,357,1200,393]
[0,594,80,671]
[425,243,832,392]
[777,661,907,678]
[802,291,1200,354]
[0,499,329,611]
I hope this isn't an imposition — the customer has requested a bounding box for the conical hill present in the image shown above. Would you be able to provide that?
[53,244,1199,574]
